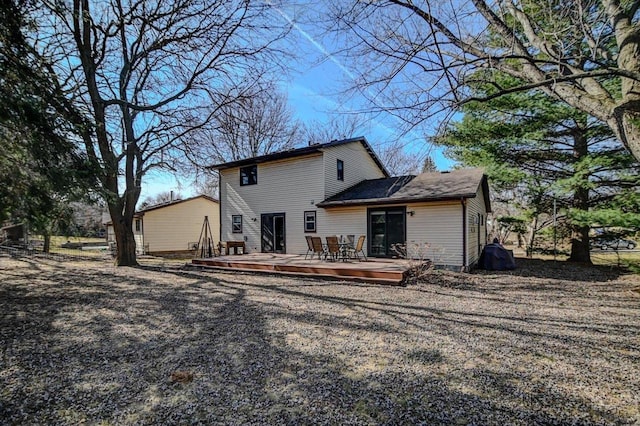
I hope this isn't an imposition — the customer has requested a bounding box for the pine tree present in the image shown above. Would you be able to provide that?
[0,0,93,248]
[437,74,640,263]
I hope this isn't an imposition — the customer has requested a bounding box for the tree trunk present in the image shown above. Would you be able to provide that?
[72,0,138,267]
[568,185,592,263]
[608,0,640,163]
[567,122,592,264]
[609,112,640,164]
[43,233,51,253]
[568,225,591,263]
[526,216,539,257]
[110,207,138,266]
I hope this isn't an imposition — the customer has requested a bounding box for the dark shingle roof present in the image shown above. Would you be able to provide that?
[318,168,491,211]
[207,136,389,177]
[318,175,416,205]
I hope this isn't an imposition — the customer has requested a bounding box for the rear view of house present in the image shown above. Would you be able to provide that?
[211,137,491,270]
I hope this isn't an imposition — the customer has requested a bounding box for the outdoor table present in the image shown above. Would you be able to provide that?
[338,242,352,261]
[222,241,245,255]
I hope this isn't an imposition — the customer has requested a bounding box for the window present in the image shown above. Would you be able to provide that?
[337,159,344,181]
[304,211,317,232]
[135,219,141,232]
[240,165,257,186]
[232,215,243,233]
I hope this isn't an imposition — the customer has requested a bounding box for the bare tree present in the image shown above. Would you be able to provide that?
[36,0,289,265]
[192,172,220,199]
[188,83,302,164]
[304,113,423,175]
[139,191,184,209]
[422,156,437,173]
[326,1,640,162]
[304,114,366,144]
[377,140,422,175]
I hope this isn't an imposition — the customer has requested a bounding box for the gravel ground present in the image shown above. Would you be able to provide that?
[1,255,639,425]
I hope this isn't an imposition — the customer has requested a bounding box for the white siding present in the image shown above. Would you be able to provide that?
[321,207,368,245]
[320,205,462,264]
[406,202,464,268]
[322,143,386,198]
[143,197,220,253]
[134,220,144,254]
[465,185,489,267]
[220,153,325,254]
[219,141,387,255]
[322,202,465,268]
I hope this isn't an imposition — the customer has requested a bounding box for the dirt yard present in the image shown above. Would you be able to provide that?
[1,255,639,425]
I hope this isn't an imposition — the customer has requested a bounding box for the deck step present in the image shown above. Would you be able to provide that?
[191,258,406,285]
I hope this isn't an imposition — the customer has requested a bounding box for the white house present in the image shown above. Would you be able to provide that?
[106,195,220,257]
[211,137,491,270]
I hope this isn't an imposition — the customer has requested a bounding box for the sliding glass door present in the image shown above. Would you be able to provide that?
[368,207,406,257]
[261,213,286,253]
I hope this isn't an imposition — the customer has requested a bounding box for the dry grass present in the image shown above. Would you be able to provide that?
[1,255,639,425]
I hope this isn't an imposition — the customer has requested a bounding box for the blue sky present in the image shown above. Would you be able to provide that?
[141,4,455,201]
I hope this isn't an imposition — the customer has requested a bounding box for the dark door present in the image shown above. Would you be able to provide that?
[368,207,406,257]
[261,213,286,253]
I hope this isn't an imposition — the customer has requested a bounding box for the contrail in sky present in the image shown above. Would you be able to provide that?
[267,2,357,81]
[267,2,446,166]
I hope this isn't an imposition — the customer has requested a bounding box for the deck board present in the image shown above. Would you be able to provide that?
[191,253,411,285]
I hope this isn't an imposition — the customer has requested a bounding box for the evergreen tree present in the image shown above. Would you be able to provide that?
[437,74,640,263]
[0,0,94,249]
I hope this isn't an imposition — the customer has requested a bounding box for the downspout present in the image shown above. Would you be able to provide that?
[461,198,467,271]
[217,169,222,249]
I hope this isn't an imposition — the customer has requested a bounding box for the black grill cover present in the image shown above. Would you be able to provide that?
[479,244,516,270]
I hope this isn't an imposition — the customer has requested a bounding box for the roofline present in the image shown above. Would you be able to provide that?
[317,193,479,208]
[105,213,142,225]
[0,222,26,231]
[208,136,390,177]
[480,175,492,213]
[138,194,219,214]
[316,170,491,211]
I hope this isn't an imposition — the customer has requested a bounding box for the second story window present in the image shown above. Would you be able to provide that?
[135,219,141,232]
[240,165,257,186]
[337,159,344,181]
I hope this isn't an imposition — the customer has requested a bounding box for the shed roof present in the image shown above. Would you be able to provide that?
[208,136,390,177]
[138,194,218,214]
[317,168,491,211]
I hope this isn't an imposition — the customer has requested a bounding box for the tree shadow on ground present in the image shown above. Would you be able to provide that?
[471,257,629,283]
[1,258,637,424]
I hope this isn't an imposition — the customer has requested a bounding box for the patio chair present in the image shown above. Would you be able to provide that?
[346,234,355,249]
[304,235,314,259]
[326,235,341,262]
[310,236,326,260]
[347,235,367,261]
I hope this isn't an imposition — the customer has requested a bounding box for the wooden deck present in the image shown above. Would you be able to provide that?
[191,253,412,285]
